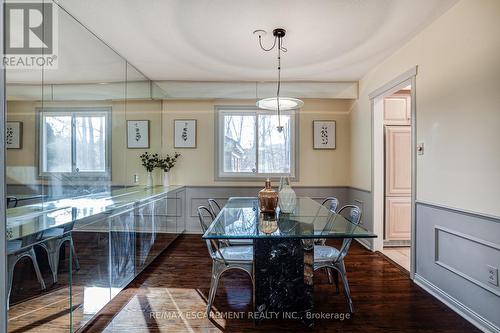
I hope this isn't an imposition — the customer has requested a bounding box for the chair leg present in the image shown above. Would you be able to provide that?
[338,261,353,313]
[45,242,60,284]
[28,248,46,290]
[326,267,340,293]
[70,240,80,271]
[207,262,222,316]
[7,256,16,310]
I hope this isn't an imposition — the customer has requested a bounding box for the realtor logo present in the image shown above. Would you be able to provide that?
[3,1,58,69]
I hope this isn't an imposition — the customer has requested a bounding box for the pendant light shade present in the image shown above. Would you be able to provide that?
[254,28,303,131]
[256,97,304,111]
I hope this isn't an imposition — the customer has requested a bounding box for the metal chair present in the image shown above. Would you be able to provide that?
[207,199,222,217]
[314,204,362,313]
[7,240,46,308]
[322,197,340,213]
[6,196,18,208]
[207,198,253,246]
[37,223,80,284]
[197,206,254,316]
[316,197,340,244]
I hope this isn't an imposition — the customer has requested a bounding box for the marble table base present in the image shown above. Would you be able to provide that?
[253,238,314,327]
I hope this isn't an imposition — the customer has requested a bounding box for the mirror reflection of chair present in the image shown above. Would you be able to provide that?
[197,206,254,316]
[37,222,80,284]
[7,239,46,309]
[314,204,362,313]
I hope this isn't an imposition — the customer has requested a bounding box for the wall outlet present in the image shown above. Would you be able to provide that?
[487,265,498,286]
[133,174,139,183]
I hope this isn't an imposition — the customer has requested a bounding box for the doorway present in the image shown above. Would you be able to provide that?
[381,87,412,271]
[371,67,417,277]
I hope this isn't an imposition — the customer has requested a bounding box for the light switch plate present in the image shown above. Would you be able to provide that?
[487,265,498,286]
[417,143,424,155]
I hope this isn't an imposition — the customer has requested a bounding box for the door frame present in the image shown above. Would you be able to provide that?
[369,66,417,279]
[1,0,8,328]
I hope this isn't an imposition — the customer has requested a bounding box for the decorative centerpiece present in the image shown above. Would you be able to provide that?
[278,176,296,214]
[258,178,278,214]
[158,152,181,187]
[140,152,160,188]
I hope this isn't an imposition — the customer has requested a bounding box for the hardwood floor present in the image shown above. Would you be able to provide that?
[80,235,479,333]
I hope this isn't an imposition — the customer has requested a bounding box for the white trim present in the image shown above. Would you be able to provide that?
[417,200,500,222]
[214,105,299,181]
[371,68,418,280]
[414,274,500,333]
[37,107,112,179]
[368,66,418,100]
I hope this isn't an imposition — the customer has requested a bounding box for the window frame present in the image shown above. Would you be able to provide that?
[214,105,299,181]
[37,107,112,179]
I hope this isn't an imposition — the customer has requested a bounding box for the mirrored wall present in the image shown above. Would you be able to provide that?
[4,1,185,331]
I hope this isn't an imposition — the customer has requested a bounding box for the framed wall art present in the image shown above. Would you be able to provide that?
[6,121,23,149]
[313,120,336,149]
[127,120,150,148]
[174,119,197,148]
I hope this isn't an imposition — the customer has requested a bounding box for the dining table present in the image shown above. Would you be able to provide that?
[202,196,377,326]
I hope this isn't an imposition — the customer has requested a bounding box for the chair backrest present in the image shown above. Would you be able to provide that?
[321,197,339,213]
[336,204,362,261]
[197,206,227,262]
[207,199,222,217]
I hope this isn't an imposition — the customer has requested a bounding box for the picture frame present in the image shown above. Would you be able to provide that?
[6,121,23,149]
[174,119,197,148]
[127,120,150,148]
[313,120,336,149]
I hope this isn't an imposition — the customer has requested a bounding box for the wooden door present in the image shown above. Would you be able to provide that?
[384,96,411,125]
[385,197,411,240]
[385,126,411,241]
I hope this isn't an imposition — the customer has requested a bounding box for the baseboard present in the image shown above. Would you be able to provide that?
[355,238,373,251]
[414,274,499,333]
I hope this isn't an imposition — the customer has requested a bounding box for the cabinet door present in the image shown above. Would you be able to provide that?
[385,197,411,241]
[385,126,411,196]
[384,96,410,125]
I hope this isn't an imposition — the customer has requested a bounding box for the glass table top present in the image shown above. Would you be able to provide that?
[202,197,377,239]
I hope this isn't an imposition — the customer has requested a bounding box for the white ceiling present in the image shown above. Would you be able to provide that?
[56,0,457,82]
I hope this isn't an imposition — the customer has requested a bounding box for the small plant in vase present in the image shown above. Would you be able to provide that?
[140,152,160,188]
[158,152,181,187]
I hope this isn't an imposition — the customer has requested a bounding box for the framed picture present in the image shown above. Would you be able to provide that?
[313,120,336,149]
[127,120,150,148]
[174,119,197,148]
[6,122,23,149]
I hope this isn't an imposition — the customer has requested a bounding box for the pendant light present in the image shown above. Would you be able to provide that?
[254,28,304,132]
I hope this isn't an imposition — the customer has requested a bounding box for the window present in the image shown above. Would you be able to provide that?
[216,107,297,179]
[39,108,111,178]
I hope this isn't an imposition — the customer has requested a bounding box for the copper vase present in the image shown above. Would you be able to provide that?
[258,178,278,214]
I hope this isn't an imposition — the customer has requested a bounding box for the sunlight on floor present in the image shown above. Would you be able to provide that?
[104,287,227,332]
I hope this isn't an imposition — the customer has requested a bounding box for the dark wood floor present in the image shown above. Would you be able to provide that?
[81,235,479,333]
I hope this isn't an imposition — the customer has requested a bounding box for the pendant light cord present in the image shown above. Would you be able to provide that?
[257,31,288,132]
[276,37,282,132]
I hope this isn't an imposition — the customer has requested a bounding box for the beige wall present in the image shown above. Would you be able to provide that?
[163,99,352,187]
[350,0,500,216]
[7,98,352,188]
[6,100,162,186]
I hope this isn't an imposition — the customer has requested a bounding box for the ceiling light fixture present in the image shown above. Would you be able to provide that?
[254,28,303,132]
